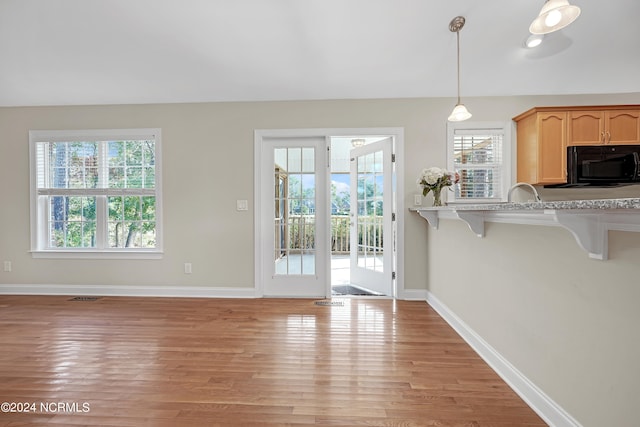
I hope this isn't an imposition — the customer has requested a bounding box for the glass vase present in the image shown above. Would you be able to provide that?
[432,188,443,207]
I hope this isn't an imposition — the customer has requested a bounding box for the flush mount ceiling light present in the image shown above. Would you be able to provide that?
[524,33,545,48]
[351,138,365,147]
[529,0,581,34]
[447,16,472,122]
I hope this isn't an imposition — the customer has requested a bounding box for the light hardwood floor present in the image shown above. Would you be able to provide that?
[0,296,546,426]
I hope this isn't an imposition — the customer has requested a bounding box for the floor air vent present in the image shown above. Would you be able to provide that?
[68,296,101,301]
[314,300,344,307]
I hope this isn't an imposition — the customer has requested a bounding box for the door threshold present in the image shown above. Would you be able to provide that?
[331,284,385,297]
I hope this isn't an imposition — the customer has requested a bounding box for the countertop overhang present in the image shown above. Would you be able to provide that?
[411,198,640,260]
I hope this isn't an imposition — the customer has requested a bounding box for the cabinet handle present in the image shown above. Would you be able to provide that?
[605,130,611,144]
[601,131,606,144]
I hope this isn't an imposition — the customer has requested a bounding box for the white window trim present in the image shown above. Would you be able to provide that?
[29,128,163,259]
[446,121,513,204]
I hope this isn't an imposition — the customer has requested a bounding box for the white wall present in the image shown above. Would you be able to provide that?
[1,92,640,425]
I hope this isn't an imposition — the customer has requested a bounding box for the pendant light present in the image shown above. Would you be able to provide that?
[529,0,581,35]
[447,16,472,122]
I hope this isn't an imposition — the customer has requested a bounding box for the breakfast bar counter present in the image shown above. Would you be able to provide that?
[411,198,640,260]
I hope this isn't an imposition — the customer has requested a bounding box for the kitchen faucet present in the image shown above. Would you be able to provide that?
[507,182,542,203]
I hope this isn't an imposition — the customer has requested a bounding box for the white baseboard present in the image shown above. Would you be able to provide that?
[399,288,428,300]
[0,284,257,298]
[425,290,582,427]
[0,283,427,300]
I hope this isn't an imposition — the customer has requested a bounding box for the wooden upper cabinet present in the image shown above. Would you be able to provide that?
[568,111,604,145]
[514,105,640,185]
[568,108,640,146]
[537,112,567,184]
[514,109,567,185]
[607,110,640,145]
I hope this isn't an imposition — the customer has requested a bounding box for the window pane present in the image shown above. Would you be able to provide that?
[126,141,143,166]
[108,196,156,248]
[47,196,96,248]
[47,142,99,189]
[126,167,143,187]
[109,167,125,188]
[302,147,314,173]
[107,140,155,189]
[288,148,301,173]
[144,167,155,188]
[141,196,156,220]
[124,196,142,220]
[455,168,501,199]
[452,130,504,200]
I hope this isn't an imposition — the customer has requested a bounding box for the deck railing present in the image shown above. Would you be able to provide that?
[330,215,350,253]
[277,215,383,254]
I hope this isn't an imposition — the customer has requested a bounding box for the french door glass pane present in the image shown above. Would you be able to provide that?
[356,152,384,272]
[274,146,316,276]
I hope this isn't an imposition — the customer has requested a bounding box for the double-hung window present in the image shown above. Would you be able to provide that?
[447,121,512,203]
[29,129,162,258]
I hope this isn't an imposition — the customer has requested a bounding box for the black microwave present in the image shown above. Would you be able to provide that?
[567,145,640,185]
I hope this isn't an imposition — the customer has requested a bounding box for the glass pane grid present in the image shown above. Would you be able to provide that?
[274,146,316,276]
[108,196,156,248]
[355,153,384,273]
[48,196,97,248]
[36,138,158,250]
[47,142,99,189]
[108,140,155,189]
[453,133,503,200]
[455,168,502,199]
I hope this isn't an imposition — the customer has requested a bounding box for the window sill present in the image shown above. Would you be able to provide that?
[30,250,164,260]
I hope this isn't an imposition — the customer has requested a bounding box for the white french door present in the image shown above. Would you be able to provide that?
[349,138,393,296]
[260,137,328,297]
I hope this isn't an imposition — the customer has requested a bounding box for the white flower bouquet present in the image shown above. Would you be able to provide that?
[417,167,460,206]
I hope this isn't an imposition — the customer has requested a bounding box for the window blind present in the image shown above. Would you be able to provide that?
[452,128,505,200]
[30,129,161,254]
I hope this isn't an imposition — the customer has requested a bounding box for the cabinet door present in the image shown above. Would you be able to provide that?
[568,111,604,146]
[606,110,640,145]
[538,112,567,184]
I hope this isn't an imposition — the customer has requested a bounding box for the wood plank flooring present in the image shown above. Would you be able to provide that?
[0,296,547,426]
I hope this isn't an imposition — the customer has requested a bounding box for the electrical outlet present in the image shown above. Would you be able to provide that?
[3,261,11,272]
[184,263,192,274]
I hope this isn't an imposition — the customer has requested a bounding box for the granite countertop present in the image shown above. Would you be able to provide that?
[415,197,640,211]
[412,197,640,260]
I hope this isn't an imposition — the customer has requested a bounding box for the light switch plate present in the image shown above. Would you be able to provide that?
[414,194,422,206]
[236,200,248,211]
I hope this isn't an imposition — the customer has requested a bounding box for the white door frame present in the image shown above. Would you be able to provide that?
[254,128,405,299]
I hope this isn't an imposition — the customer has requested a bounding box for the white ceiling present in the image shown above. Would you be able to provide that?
[1,0,638,107]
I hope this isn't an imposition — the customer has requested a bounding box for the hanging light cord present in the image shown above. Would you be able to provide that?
[455,29,461,105]
[449,16,465,105]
